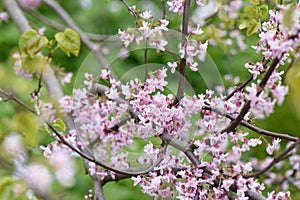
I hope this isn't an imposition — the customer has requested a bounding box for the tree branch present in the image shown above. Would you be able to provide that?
[203,105,298,142]
[244,140,299,179]
[221,56,281,133]
[173,0,191,106]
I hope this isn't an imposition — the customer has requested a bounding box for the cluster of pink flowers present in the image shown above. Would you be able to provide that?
[167,0,204,15]
[179,40,208,71]
[118,5,169,51]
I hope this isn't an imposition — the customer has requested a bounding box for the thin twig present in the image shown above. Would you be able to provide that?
[1,86,168,176]
[144,39,149,81]
[244,140,299,178]
[203,105,298,142]
[119,0,139,27]
[224,75,253,101]
[22,7,116,42]
[162,0,167,19]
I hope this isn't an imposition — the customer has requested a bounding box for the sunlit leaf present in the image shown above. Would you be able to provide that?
[14,112,39,147]
[246,19,260,36]
[53,118,66,132]
[244,6,258,19]
[258,5,269,20]
[19,30,38,54]
[26,35,48,58]
[55,28,81,57]
[19,30,48,57]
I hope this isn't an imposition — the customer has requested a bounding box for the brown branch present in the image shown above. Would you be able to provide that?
[244,139,299,178]
[119,0,139,28]
[203,105,298,142]
[224,75,253,101]
[144,39,149,81]
[221,56,281,133]
[173,0,191,106]
[1,86,168,176]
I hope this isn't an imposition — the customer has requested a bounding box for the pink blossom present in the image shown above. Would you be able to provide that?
[61,72,73,85]
[266,138,281,155]
[167,0,184,15]
[191,24,204,35]
[139,10,153,19]
[0,12,9,23]
[167,61,177,73]
[23,164,53,194]
[132,176,142,186]
[195,0,204,7]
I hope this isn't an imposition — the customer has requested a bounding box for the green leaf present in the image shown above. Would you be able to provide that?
[53,118,66,132]
[19,30,38,54]
[26,35,48,58]
[21,54,47,74]
[14,112,39,147]
[19,30,48,56]
[258,5,268,20]
[244,6,258,19]
[246,19,260,36]
[55,28,81,57]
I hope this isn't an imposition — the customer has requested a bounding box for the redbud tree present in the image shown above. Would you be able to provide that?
[0,0,300,200]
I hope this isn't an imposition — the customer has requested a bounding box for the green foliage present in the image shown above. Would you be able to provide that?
[241,3,269,36]
[21,54,48,74]
[55,28,81,57]
[19,30,48,57]
[19,30,49,73]
[53,118,66,132]
[0,176,28,200]
[246,19,260,36]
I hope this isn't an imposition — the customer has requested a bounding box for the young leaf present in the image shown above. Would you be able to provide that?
[55,28,81,57]
[14,112,39,147]
[19,30,48,56]
[26,34,48,58]
[258,5,269,20]
[21,54,47,74]
[0,177,14,197]
[53,118,66,132]
[246,19,260,36]
[244,6,258,20]
[19,30,37,53]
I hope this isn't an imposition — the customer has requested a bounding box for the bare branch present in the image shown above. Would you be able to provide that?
[222,56,281,133]
[244,140,299,179]
[173,0,191,106]
[119,0,139,27]
[203,105,298,142]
